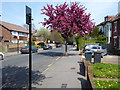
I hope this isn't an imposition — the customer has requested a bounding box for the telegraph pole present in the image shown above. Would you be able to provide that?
[26,6,32,90]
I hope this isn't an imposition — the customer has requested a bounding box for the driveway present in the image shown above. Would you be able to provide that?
[101,55,119,65]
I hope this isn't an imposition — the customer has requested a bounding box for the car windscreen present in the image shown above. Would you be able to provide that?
[92,46,100,49]
[24,46,29,48]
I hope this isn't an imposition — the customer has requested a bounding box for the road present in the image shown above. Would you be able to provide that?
[1,45,73,88]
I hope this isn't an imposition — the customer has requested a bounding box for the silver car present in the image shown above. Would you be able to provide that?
[0,52,4,60]
[90,46,107,57]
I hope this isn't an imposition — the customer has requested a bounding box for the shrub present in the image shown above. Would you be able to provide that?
[37,42,45,48]
[27,41,35,46]
[34,45,40,48]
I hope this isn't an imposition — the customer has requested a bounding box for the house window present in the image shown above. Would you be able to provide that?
[119,36,120,49]
[104,27,106,36]
[114,36,117,48]
[24,33,27,37]
[19,32,23,36]
[114,21,117,32]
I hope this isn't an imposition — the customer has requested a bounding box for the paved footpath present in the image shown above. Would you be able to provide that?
[32,48,87,88]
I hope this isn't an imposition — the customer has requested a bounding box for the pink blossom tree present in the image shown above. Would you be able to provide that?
[41,2,95,55]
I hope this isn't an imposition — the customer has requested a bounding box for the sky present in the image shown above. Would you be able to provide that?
[0,0,119,30]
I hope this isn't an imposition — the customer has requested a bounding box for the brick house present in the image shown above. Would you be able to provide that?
[0,21,29,43]
[97,16,114,43]
[111,13,120,55]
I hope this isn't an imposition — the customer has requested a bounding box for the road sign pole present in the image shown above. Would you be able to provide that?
[29,14,32,90]
[26,6,32,90]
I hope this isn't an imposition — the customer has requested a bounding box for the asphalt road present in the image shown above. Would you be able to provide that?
[1,45,73,88]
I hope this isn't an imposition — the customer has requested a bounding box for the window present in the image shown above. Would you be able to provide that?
[24,33,27,37]
[19,32,22,35]
[119,36,120,49]
[114,36,117,48]
[104,27,106,36]
[114,21,117,32]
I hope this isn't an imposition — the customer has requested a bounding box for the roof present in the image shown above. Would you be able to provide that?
[110,13,120,22]
[0,21,29,33]
[97,14,120,26]
[0,26,2,37]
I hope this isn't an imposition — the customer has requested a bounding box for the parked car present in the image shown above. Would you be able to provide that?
[83,45,107,57]
[20,46,38,54]
[56,44,62,48]
[0,52,4,60]
[83,44,98,53]
[43,45,52,50]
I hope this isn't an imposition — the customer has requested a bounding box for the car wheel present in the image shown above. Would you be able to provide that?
[0,55,3,60]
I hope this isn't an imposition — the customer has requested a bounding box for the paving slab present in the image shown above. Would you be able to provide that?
[32,49,87,88]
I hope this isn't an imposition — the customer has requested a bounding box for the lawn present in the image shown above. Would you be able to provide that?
[94,80,120,89]
[90,63,120,79]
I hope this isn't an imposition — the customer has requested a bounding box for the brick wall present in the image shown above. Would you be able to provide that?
[111,19,120,54]
[0,25,12,42]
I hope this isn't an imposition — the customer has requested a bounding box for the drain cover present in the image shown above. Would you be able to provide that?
[61,83,67,88]
[71,67,75,70]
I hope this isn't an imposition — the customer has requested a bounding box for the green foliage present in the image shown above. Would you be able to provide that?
[32,37,37,41]
[34,45,40,48]
[2,47,5,52]
[90,26,99,38]
[67,36,74,45]
[94,80,120,88]
[90,63,120,79]
[95,35,108,43]
[37,27,50,42]
[27,41,35,46]
[78,37,85,50]
[50,30,64,44]
[85,40,96,44]
[37,42,45,48]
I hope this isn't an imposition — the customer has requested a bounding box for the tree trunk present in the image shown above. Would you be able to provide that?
[76,39,79,51]
[65,39,68,56]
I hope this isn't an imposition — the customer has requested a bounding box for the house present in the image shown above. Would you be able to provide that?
[32,30,44,42]
[0,21,29,43]
[97,16,114,43]
[111,13,120,55]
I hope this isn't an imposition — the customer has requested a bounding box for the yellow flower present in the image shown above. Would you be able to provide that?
[109,84,111,87]
[107,80,109,82]
[97,80,99,82]
[109,71,111,73]
[111,77,112,78]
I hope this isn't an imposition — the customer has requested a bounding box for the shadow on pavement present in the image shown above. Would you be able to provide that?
[77,78,89,90]
[37,51,77,57]
[2,66,45,88]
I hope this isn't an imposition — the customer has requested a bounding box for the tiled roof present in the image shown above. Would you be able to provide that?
[0,26,2,37]
[0,21,29,33]
[110,13,120,21]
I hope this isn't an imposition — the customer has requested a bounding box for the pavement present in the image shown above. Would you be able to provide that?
[32,47,87,88]
[101,55,119,65]
[4,48,44,57]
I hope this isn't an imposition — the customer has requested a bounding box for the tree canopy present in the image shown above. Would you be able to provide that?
[37,27,50,42]
[41,2,95,39]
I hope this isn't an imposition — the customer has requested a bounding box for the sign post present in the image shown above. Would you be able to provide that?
[26,6,32,90]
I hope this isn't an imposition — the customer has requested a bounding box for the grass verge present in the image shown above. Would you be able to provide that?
[90,63,120,79]
[94,80,120,89]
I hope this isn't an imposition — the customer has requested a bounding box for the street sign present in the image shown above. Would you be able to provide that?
[26,5,32,90]
[26,6,31,24]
